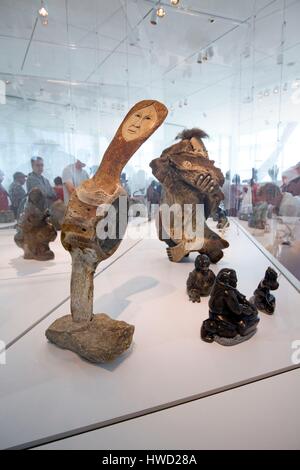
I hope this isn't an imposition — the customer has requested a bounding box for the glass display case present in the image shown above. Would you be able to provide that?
[1,0,300,450]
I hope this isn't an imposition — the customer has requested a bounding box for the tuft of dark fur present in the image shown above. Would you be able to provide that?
[176,128,209,141]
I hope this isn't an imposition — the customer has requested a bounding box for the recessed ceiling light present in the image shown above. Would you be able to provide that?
[170,0,180,5]
[209,18,215,23]
[264,89,270,97]
[273,86,279,94]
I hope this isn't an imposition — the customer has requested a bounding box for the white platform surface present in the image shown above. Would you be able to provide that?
[0,226,141,346]
[1,222,300,449]
[37,368,300,450]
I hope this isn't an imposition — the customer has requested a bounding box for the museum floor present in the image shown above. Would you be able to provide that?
[0,219,300,450]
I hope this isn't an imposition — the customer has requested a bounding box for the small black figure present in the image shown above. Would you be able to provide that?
[251,267,279,314]
[216,207,229,229]
[201,268,259,345]
[187,254,216,302]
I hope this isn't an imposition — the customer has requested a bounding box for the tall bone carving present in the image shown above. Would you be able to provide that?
[46,100,168,363]
[150,129,229,263]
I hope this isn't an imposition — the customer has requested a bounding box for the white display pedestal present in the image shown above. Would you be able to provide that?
[0,221,300,449]
[36,368,300,450]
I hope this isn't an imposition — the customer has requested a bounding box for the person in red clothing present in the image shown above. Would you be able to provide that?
[53,176,64,201]
[0,170,9,211]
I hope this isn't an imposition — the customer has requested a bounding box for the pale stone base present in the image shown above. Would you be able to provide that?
[45,313,134,363]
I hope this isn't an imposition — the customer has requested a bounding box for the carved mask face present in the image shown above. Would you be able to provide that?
[122,104,157,141]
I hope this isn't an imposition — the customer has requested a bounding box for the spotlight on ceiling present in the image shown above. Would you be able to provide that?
[170,0,180,5]
[197,53,203,64]
[209,18,215,23]
[38,1,49,25]
[273,86,279,94]
[150,9,157,25]
[156,5,166,17]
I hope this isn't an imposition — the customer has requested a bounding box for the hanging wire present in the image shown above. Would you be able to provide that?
[95,0,102,164]
[125,0,130,108]
[249,1,257,172]
[65,0,76,161]
[277,0,287,177]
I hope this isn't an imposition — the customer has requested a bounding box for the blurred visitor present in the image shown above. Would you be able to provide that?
[222,171,231,215]
[146,180,161,220]
[229,174,242,216]
[0,170,9,211]
[259,183,300,218]
[250,177,259,206]
[9,172,27,218]
[281,175,288,192]
[62,159,89,204]
[285,162,300,196]
[27,157,56,208]
[121,172,131,196]
[240,185,252,215]
[53,176,64,201]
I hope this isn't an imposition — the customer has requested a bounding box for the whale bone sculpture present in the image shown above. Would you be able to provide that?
[46,100,168,363]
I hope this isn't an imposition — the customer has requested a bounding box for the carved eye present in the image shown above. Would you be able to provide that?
[144,116,151,120]
[135,113,141,118]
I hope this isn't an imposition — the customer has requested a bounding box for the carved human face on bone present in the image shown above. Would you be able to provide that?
[122,104,158,142]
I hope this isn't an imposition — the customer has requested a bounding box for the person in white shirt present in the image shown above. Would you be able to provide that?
[259,183,300,218]
[62,159,89,204]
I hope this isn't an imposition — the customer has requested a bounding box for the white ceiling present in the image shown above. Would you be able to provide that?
[0,0,300,137]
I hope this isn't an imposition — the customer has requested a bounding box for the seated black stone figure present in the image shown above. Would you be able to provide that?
[201,268,259,345]
[216,207,229,229]
[251,267,279,315]
[187,254,215,302]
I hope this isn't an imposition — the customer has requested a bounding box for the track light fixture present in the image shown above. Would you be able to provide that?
[156,3,166,17]
[38,1,49,25]
[170,0,180,5]
[197,53,203,64]
[150,9,157,25]
[277,52,283,65]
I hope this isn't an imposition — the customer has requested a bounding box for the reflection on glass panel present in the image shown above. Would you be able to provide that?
[0,0,299,285]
